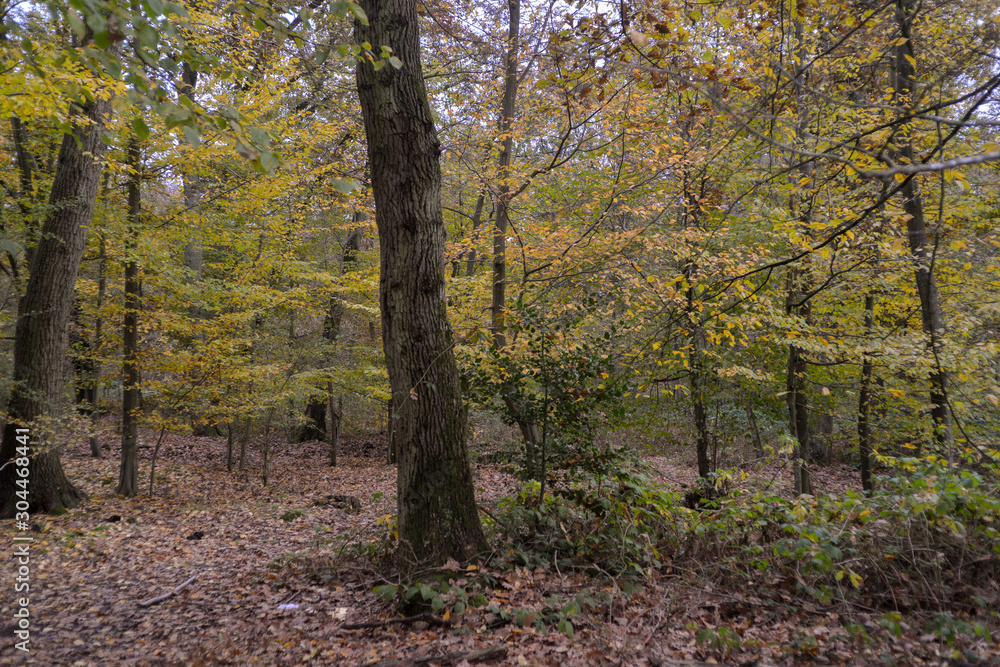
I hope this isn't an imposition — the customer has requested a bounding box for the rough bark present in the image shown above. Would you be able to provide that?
[356,0,488,571]
[858,293,875,495]
[117,138,142,498]
[894,0,950,449]
[490,0,520,349]
[0,65,119,516]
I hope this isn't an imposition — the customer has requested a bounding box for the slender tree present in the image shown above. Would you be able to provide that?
[117,138,142,497]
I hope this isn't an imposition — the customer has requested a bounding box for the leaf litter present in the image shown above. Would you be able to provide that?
[0,428,995,666]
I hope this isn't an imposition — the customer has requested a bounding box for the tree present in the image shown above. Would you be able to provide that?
[355,0,488,571]
[0,43,120,516]
[117,137,141,497]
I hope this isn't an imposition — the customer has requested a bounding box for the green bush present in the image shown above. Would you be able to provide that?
[491,457,1000,612]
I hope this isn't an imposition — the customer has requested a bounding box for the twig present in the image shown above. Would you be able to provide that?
[360,645,507,667]
[138,575,196,608]
[278,589,302,606]
[343,613,452,630]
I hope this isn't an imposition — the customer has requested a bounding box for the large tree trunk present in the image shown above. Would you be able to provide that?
[0,70,118,516]
[356,0,488,571]
[117,139,142,497]
[894,0,950,450]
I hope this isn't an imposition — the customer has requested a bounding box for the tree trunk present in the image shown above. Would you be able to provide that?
[89,233,107,458]
[238,417,250,471]
[0,66,119,516]
[502,395,540,478]
[10,115,39,270]
[894,0,951,449]
[328,389,341,467]
[70,303,97,416]
[180,62,205,300]
[787,11,813,497]
[117,138,142,498]
[464,192,486,276]
[681,259,711,478]
[858,293,875,494]
[297,399,327,442]
[490,0,520,349]
[746,403,763,459]
[356,0,488,571]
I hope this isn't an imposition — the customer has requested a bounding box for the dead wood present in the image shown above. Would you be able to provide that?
[137,575,196,608]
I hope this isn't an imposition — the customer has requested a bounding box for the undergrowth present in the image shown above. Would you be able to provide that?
[484,456,1000,641]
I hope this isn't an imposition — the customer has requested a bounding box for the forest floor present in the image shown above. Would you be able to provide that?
[0,427,996,667]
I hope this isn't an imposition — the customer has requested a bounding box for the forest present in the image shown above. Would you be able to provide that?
[0,0,999,664]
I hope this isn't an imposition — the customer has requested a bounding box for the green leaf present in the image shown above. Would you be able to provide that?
[93,30,112,49]
[249,126,270,147]
[315,48,330,66]
[182,125,200,147]
[259,150,280,173]
[165,2,190,18]
[388,56,402,69]
[373,584,398,602]
[67,11,87,38]
[331,178,359,194]
[373,59,385,71]
[0,239,23,256]
[349,2,368,25]
[137,22,159,49]
[133,117,151,142]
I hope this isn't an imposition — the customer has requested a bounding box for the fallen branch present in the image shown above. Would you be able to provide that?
[138,576,196,608]
[360,644,508,666]
[343,613,452,630]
